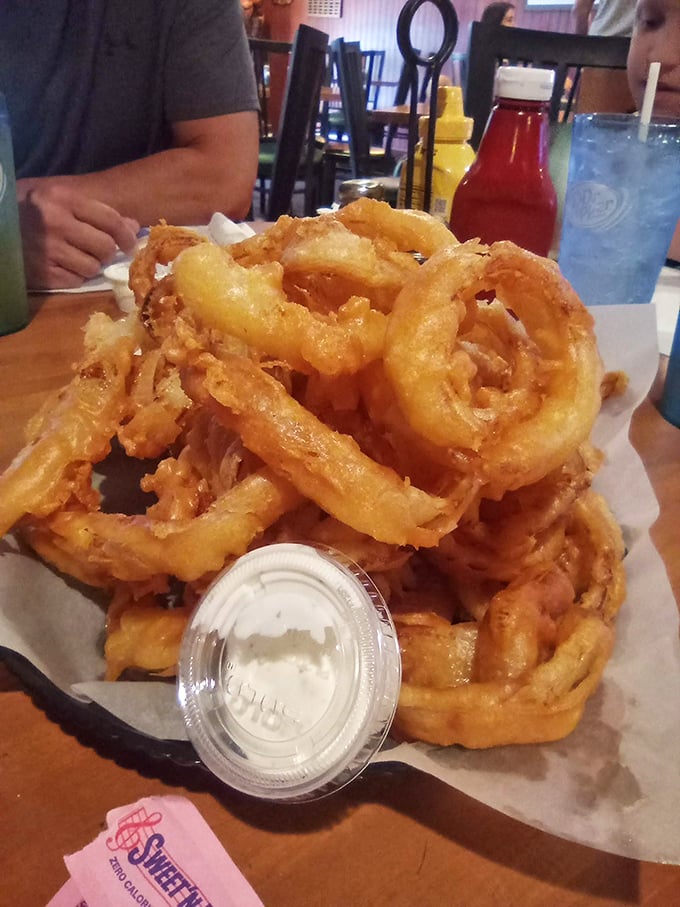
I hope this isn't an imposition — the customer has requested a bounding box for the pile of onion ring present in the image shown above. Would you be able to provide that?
[0,200,626,748]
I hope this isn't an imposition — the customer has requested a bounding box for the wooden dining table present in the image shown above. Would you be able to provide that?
[1,287,680,906]
[369,102,429,128]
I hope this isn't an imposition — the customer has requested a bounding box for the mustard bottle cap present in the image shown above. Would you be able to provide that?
[419,85,473,145]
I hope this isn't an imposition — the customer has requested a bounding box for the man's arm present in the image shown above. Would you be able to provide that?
[20,111,259,227]
[54,111,260,225]
[18,110,259,289]
[573,0,595,34]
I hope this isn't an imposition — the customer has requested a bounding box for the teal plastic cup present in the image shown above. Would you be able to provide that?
[558,114,680,306]
[0,94,28,336]
[660,309,680,429]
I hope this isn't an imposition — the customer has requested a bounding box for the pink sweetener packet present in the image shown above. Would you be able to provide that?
[60,795,264,907]
[46,877,88,906]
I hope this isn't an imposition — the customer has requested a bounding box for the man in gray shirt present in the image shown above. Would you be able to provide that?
[573,0,636,36]
[0,0,259,289]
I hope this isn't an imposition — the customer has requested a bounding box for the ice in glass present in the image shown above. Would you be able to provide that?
[558,114,680,306]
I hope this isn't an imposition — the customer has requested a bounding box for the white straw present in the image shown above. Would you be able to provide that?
[638,61,660,141]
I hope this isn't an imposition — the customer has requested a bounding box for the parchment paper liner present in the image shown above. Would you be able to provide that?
[2,305,678,863]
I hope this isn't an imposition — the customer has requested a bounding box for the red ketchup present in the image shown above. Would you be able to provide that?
[449,66,557,257]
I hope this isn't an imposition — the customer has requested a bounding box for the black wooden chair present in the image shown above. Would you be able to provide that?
[321,46,386,142]
[363,48,387,110]
[255,24,329,220]
[464,22,631,148]
[322,37,396,193]
[249,37,293,140]
[383,49,435,159]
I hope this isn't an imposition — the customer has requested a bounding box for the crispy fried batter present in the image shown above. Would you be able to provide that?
[1,203,627,746]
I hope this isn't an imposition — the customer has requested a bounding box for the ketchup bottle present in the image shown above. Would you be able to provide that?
[449,66,557,257]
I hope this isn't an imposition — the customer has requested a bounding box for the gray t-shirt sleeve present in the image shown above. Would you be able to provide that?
[590,0,636,37]
[1,0,260,177]
[164,0,259,121]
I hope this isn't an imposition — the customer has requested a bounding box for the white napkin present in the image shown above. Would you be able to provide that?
[207,213,255,245]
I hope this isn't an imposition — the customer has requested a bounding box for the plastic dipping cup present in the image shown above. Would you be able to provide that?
[102,262,135,313]
[178,543,402,802]
[558,114,680,306]
[660,309,680,428]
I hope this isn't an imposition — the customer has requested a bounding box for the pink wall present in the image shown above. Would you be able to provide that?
[263,1,575,88]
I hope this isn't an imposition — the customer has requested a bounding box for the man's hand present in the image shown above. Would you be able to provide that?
[18,180,139,290]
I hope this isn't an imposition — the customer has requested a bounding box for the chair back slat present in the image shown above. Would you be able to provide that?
[332,37,375,178]
[267,24,329,220]
[249,37,293,138]
[465,22,631,148]
[362,49,386,109]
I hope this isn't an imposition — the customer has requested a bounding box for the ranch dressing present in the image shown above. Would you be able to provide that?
[178,543,401,801]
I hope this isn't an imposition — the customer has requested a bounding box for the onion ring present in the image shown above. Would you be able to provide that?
[183,353,480,548]
[24,467,302,584]
[392,490,625,747]
[173,242,386,376]
[384,241,603,491]
[0,314,138,536]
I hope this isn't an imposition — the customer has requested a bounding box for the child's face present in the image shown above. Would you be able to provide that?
[627,0,680,117]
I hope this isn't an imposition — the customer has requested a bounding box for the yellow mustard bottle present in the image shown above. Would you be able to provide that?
[398,85,475,224]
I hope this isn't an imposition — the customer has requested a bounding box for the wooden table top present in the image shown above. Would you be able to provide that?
[1,289,679,906]
[369,102,429,128]
[318,88,427,129]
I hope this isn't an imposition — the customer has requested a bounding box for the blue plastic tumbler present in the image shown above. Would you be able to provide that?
[559,114,680,307]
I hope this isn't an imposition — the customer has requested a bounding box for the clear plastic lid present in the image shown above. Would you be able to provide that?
[178,543,401,802]
[494,65,555,102]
